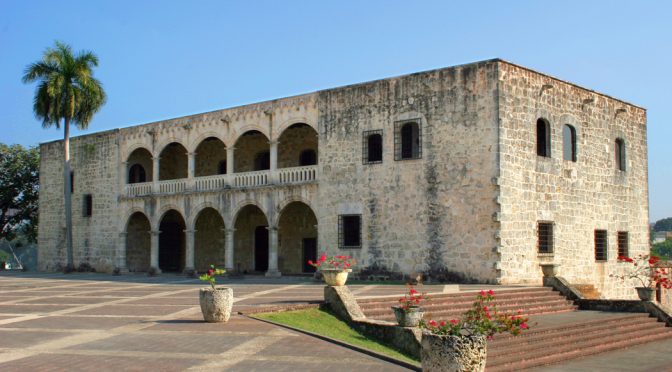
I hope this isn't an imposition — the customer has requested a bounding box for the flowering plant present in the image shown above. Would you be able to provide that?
[308,253,356,271]
[398,284,427,312]
[199,265,226,290]
[611,254,672,289]
[421,290,530,340]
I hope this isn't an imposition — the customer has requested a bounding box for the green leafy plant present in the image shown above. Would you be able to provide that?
[199,265,226,289]
[398,284,427,312]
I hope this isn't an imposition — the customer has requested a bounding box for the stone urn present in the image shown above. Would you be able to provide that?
[321,269,352,286]
[635,287,655,301]
[540,263,560,278]
[392,306,425,327]
[421,333,487,372]
[199,287,233,323]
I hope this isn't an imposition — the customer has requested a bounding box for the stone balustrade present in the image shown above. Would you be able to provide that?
[123,165,318,197]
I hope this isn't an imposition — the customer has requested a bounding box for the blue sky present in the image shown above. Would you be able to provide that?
[1,0,670,221]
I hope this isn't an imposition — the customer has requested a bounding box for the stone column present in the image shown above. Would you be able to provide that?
[226,147,235,186]
[150,230,162,274]
[119,161,127,196]
[225,228,235,271]
[269,140,279,183]
[184,229,196,273]
[266,226,281,277]
[187,152,196,191]
[117,232,128,273]
[152,156,160,193]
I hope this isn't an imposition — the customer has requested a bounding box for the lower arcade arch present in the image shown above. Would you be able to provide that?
[233,204,268,273]
[278,201,318,274]
[194,207,226,272]
[125,212,151,272]
[159,209,186,272]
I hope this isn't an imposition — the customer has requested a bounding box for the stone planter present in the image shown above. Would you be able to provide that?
[540,263,560,278]
[199,287,233,323]
[392,306,425,327]
[635,287,655,301]
[421,333,487,372]
[321,269,352,286]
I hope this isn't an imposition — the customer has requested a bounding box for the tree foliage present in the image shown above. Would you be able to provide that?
[0,144,39,242]
[652,239,672,260]
[653,217,672,232]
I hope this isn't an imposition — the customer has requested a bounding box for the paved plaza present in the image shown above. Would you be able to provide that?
[1,273,672,371]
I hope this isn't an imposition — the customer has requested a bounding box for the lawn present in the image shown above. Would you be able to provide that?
[254,307,419,365]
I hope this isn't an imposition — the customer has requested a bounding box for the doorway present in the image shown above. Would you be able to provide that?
[303,238,317,273]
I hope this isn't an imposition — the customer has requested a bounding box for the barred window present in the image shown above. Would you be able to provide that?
[617,231,629,258]
[339,215,361,248]
[395,120,422,160]
[362,130,383,164]
[595,230,608,261]
[538,222,554,254]
[83,194,93,217]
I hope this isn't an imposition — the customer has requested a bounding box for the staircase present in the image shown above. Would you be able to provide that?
[357,287,672,370]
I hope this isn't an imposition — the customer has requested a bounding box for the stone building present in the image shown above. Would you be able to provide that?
[38,59,649,298]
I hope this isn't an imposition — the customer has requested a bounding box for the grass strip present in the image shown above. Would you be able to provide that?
[254,307,419,365]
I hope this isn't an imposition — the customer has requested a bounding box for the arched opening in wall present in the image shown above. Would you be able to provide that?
[125,212,151,272]
[195,137,227,177]
[159,142,188,180]
[278,123,318,168]
[615,138,626,171]
[159,210,186,272]
[194,207,225,272]
[233,205,268,273]
[278,201,318,274]
[536,118,551,157]
[234,130,270,172]
[365,132,383,163]
[563,124,577,162]
[126,148,153,183]
[396,121,421,160]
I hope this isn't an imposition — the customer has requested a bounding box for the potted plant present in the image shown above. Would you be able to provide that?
[308,253,356,286]
[420,290,530,372]
[198,265,233,323]
[611,254,671,301]
[392,284,426,327]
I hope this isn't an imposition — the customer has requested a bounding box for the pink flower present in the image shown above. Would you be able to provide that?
[439,321,446,327]
[488,290,495,296]
[450,319,459,325]
[520,323,528,329]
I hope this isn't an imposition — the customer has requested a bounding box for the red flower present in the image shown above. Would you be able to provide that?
[488,290,495,296]
[450,319,459,325]
[439,321,446,327]
[520,323,528,329]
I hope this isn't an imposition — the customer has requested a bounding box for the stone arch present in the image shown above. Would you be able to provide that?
[277,123,318,168]
[232,200,269,226]
[277,201,318,274]
[125,211,151,272]
[124,143,154,162]
[156,204,184,230]
[190,132,227,153]
[272,196,316,226]
[158,209,186,272]
[275,117,316,140]
[126,147,153,183]
[193,207,226,272]
[158,142,188,180]
[194,137,227,177]
[233,124,270,141]
[234,130,271,172]
[233,203,269,273]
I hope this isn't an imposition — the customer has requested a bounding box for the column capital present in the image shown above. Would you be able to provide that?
[183,229,197,234]
[150,230,162,236]
[265,226,279,232]
[152,156,161,161]
[222,227,236,233]
[187,152,196,156]
[226,146,236,151]
[268,140,280,146]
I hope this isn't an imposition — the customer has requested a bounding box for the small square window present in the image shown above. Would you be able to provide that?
[595,230,608,261]
[537,222,553,254]
[83,194,93,217]
[339,215,361,248]
[617,231,629,258]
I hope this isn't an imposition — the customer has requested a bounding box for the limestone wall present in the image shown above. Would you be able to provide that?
[496,62,649,298]
[38,130,121,272]
[316,61,501,281]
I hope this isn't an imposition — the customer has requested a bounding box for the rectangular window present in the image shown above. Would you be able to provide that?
[70,171,74,193]
[339,215,361,248]
[537,222,554,254]
[617,231,629,258]
[83,194,93,217]
[595,230,608,261]
[362,130,383,164]
[394,120,422,160]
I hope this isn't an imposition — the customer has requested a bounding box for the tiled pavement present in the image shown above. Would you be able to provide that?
[2,272,672,371]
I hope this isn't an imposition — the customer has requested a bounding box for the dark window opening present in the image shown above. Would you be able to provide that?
[563,125,577,162]
[617,231,629,258]
[538,222,554,254]
[299,149,317,166]
[363,130,383,164]
[70,171,74,193]
[128,164,147,183]
[395,121,421,160]
[537,118,551,157]
[615,138,626,171]
[218,160,227,175]
[83,194,92,217]
[595,230,608,261]
[339,215,361,248]
[254,151,270,171]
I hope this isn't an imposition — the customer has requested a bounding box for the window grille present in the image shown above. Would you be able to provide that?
[537,222,554,254]
[339,215,362,248]
[394,120,422,160]
[362,130,383,164]
[595,230,608,261]
[617,231,629,258]
[83,194,93,217]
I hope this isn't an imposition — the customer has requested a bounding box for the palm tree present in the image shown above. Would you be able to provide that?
[22,41,106,271]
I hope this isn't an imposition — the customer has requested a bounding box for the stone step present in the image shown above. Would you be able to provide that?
[357,287,553,304]
[486,326,672,371]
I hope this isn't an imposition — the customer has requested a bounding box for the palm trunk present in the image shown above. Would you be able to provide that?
[63,118,74,271]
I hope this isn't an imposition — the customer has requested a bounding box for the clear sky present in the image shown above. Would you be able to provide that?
[1,0,670,221]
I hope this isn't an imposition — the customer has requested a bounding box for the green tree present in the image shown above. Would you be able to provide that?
[22,41,106,271]
[652,239,672,260]
[0,144,39,243]
[653,217,672,232]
